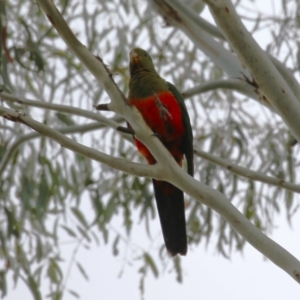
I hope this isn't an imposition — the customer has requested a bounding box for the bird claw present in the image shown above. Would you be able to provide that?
[117,126,135,135]
[94,103,110,111]
[151,132,161,138]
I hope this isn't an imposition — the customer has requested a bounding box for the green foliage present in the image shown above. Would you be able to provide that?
[0,0,299,298]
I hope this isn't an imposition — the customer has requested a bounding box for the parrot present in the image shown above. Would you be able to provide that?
[128,48,194,256]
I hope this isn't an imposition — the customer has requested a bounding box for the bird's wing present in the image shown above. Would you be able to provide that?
[167,82,194,176]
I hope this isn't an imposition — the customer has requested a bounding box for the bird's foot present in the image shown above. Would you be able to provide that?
[117,126,135,135]
[151,132,161,138]
[94,103,110,111]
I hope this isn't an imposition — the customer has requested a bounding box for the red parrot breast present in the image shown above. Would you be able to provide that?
[129,90,185,165]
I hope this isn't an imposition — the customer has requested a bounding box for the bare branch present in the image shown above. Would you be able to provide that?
[194,12,300,101]
[152,0,300,119]
[205,0,300,142]
[151,0,270,108]
[161,147,300,284]
[0,106,158,178]
[0,92,120,130]
[182,79,254,99]
[195,148,300,194]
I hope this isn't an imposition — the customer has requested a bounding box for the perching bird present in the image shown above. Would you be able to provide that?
[128,48,193,256]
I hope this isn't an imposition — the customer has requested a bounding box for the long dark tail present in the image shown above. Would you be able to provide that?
[152,179,187,256]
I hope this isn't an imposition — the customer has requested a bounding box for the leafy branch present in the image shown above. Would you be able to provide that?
[25,0,300,284]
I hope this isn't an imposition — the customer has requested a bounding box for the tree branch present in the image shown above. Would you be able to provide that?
[194,148,300,194]
[152,0,300,118]
[0,91,120,130]
[161,156,300,283]
[182,79,254,99]
[151,0,271,108]
[184,8,300,102]
[0,106,158,178]
[205,0,300,142]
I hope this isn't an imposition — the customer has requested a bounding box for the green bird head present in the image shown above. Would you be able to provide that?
[129,48,157,75]
[128,48,167,99]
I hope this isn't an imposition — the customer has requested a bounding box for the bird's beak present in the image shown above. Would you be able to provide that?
[130,49,139,64]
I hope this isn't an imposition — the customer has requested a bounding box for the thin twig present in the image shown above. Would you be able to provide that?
[194,148,300,194]
[0,122,104,176]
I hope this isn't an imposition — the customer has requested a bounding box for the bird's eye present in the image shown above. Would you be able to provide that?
[144,54,147,57]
